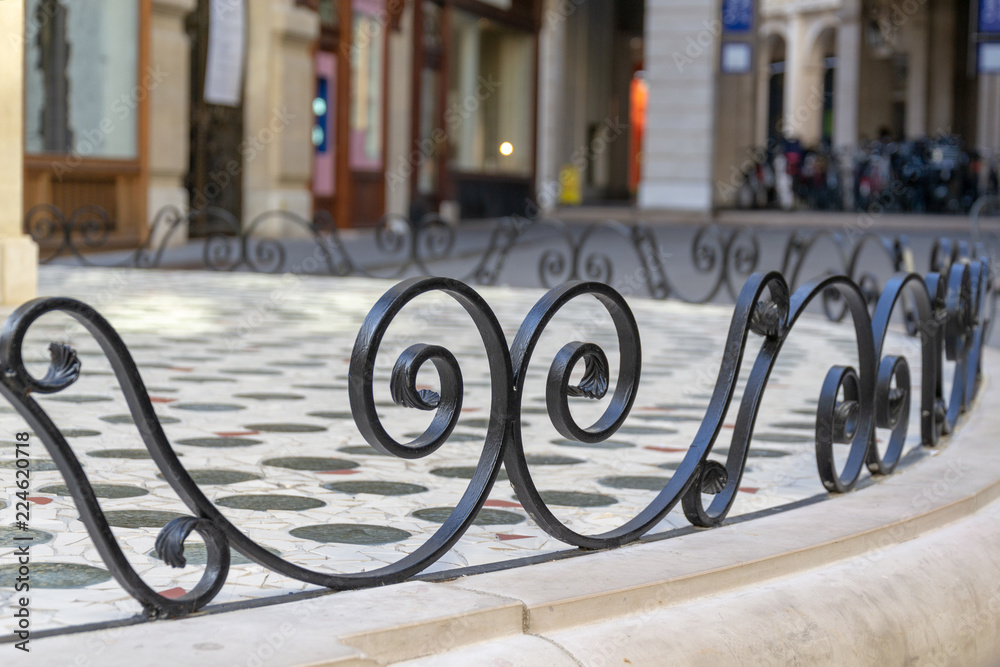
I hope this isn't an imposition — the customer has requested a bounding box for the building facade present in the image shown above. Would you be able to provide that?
[18,0,1000,244]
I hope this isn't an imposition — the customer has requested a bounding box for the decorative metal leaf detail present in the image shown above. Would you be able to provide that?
[41,342,81,389]
[416,388,441,408]
[699,460,728,495]
[566,350,609,400]
[155,516,202,569]
[749,300,783,338]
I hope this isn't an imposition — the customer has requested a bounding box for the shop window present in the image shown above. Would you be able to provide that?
[24,0,140,160]
[447,10,535,177]
[350,0,384,171]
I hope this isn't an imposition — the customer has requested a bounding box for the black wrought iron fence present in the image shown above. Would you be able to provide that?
[0,223,992,618]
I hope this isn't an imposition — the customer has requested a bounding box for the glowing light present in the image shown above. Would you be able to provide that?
[499,142,513,156]
[313,97,327,116]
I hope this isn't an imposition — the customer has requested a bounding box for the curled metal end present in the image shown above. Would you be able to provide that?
[156,516,208,569]
[749,300,785,338]
[37,342,81,393]
[699,460,729,495]
[564,345,609,400]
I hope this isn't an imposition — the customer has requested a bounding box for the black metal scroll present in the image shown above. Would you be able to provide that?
[0,238,991,619]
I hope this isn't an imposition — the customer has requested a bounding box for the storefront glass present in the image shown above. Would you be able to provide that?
[447,9,534,177]
[23,0,140,160]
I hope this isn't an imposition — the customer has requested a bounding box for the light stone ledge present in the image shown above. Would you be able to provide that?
[24,351,1000,666]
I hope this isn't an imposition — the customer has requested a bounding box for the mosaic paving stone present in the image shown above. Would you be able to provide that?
[175,437,263,448]
[87,449,155,459]
[233,393,306,401]
[338,445,390,457]
[460,418,530,429]
[60,429,102,438]
[294,384,349,392]
[550,438,635,450]
[430,466,509,482]
[289,524,411,545]
[0,563,110,589]
[170,376,236,383]
[0,459,58,471]
[100,414,181,425]
[104,510,190,529]
[632,413,703,422]
[41,395,113,404]
[598,476,672,491]
[752,432,815,443]
[0,526,53,547]
[148,543,280,566]
[614,425,680,435]
[322,481,428,496]
[170,403,247,412]
[39,484,149,499]
[263,457,359,471]
[157,469,262,485]
[244,423,327,433]
[308,411,355,420]
[216,495,326,511]
[404,431,482,443]
[538,491,619,507]
[412,507,525,526]
[715,448,791,458]
[524,454,585,466]
[221,368,283,376]
[769,422,817,431]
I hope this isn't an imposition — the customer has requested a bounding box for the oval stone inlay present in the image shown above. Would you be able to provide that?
[158,469,262,485]
[290,524,411,545]
[39,484,148,499]
[216,494,326,511]
[221,368,282,375]
[752,432,813,443]
[101,414,181,425]
[149,543,280,566]
[550,439,634,450]
[170,403,246,412]
[233,393,305,401]
[42,395,113,404]
[0,563,110,589]
[60,429,102,438]
[598,476,671,491]
[175,437,263,448]
[524,454,584,466]
[308,411,355,420]
[263,457,359,471]
[538,491,618,507]
[170,376,237,383]
[430,466,509,482]
[613,425,680,436]
[322,481,428,496]
[104,510,190,528]
[0,526,53,548]
[244,423,327,433]
[0,459,59,471]
[715,448,791,458]
[404,431,481,443]
[87,449,154,459]
[413,507,524,525]
[338,445,390,457]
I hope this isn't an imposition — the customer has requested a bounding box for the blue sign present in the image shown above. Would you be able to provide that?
[722,0,753,33]
[982,0,1000,34]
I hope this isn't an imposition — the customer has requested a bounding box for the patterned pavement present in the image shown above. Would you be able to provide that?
[0,266,928,634]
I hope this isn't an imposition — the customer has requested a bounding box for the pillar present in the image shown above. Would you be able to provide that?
[638,0,719,212]
[244,1,319,237]
[148,0,197,248]
[0,2,38,304]
[833,0,860,150]
[905,13,929,138]
[535,0,566,213]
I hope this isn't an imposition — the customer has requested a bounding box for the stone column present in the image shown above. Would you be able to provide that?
[833,1,860,150]
[638,0,720,213]
[781,14,804,139]
[905,13,928,139]
[0,2,38,304]
[927,0,955,134]
[535,0,566,213]
[244,0,319,237]
[148,0,197,248]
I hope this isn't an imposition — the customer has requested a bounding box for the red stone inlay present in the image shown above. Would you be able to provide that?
[644,445,687,453]
[149,397,177,404]
[484,500,521,508]
[158,587,187,599]
[496,534,532,541]
[26,496,52,505]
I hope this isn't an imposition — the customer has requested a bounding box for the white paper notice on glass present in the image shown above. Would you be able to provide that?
[204,0,246,107]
